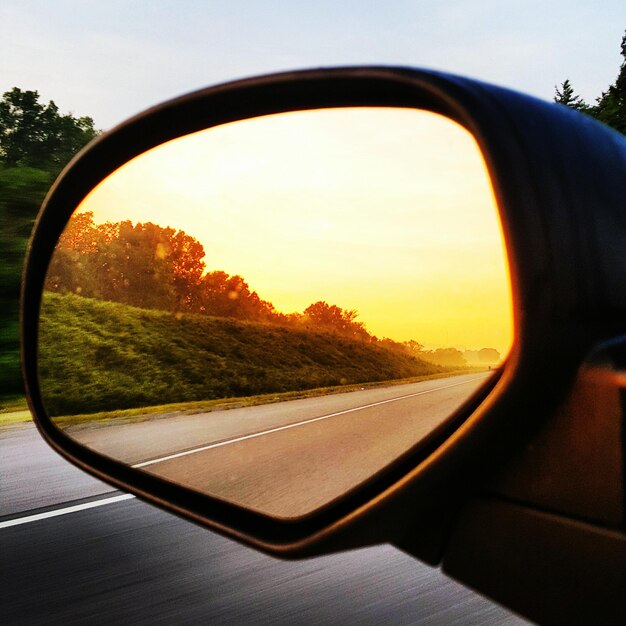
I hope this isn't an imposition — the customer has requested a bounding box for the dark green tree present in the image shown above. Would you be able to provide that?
[0,166,54,396]
[555,30,626,134]
[0,87,98,172]
[0,89,98,398]
[593,31,626,134]
[554,79,589,111]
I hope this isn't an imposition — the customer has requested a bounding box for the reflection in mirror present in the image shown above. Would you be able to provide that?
[39,107,512,518]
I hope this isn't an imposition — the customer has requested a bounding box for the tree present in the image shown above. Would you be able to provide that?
[403,339,425,355]
[555,30,626,135]
[168,229,207,310]
[554,79,588,111]
[594,31,626,134]
[303,301,371,340]
[71,220,205,311]
[0,89,96,398]
[45,214,284,323]
[478,348,501,364]
[0,88,98,172]
[45,211,101,296]
[0,166,54,396]
[420,348,467,368]
[196,271,277,321]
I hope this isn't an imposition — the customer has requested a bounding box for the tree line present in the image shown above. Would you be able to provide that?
[47,212,503,366]
[46,212,374,341]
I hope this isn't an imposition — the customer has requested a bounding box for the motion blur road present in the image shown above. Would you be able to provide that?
[1,377,528,624]
[66,373,490,517]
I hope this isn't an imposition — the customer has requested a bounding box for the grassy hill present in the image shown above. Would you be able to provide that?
[39,292,442,416]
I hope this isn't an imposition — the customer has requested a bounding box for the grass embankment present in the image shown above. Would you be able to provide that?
[0,396,27,413]
[40,292,447,417]
[51,369,478,428]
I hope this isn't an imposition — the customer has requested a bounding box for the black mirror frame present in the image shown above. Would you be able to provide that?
[21,66,626,561]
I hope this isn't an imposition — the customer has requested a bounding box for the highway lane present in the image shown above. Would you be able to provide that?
[1,373,529,624]
[0,423,112,516]
[63,373,489,465]
[64,373,490,517]
[1,426,527,625]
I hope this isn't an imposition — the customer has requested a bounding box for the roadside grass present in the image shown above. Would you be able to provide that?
[52,368,484,428]
[0,395,31,427]
[38,292,457,417]
[0,411,32,426]
[0,401,31,427]
[0,395,27,413]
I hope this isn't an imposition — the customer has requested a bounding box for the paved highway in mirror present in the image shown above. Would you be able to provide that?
[63,373,489,517]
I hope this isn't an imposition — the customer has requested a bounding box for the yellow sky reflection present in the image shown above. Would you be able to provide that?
[76,107,513,354]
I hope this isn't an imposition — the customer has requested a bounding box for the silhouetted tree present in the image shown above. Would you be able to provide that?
[303,301,371,340]
[554,79,589,111]
[403,339,425,355]
[554,30,626,135]
[420,347,467,368]
[478,348,501,364]
[45,211,100,296]
[196,271,276,320]
[594,31,626,134]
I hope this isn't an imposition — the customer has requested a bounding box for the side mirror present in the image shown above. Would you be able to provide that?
[22,67,626,622]
[37,105,512,519]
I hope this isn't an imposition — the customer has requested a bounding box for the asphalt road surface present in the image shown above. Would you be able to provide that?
[1,377,528,625]
[64,373,490,517]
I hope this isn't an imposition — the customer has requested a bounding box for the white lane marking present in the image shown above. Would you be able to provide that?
[0,494,135,530]
[0,375,488,530]
[133,375,488,469]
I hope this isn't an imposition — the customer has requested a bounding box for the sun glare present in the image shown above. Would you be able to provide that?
[75,107,513,354]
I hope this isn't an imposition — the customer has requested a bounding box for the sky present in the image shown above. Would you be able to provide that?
[1,1,625,130]
[3,1,624,354]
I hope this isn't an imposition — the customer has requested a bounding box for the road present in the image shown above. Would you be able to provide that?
[64,373,490,517]
[1,375,528,624]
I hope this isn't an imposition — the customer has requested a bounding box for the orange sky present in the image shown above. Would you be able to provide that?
[75,107,513,354]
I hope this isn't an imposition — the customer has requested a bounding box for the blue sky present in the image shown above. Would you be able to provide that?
[1,1,625,128]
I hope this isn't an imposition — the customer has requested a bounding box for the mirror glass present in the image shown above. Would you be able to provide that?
[39,107,513,518]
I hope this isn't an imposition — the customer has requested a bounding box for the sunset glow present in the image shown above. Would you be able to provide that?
[76,107,514,353]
